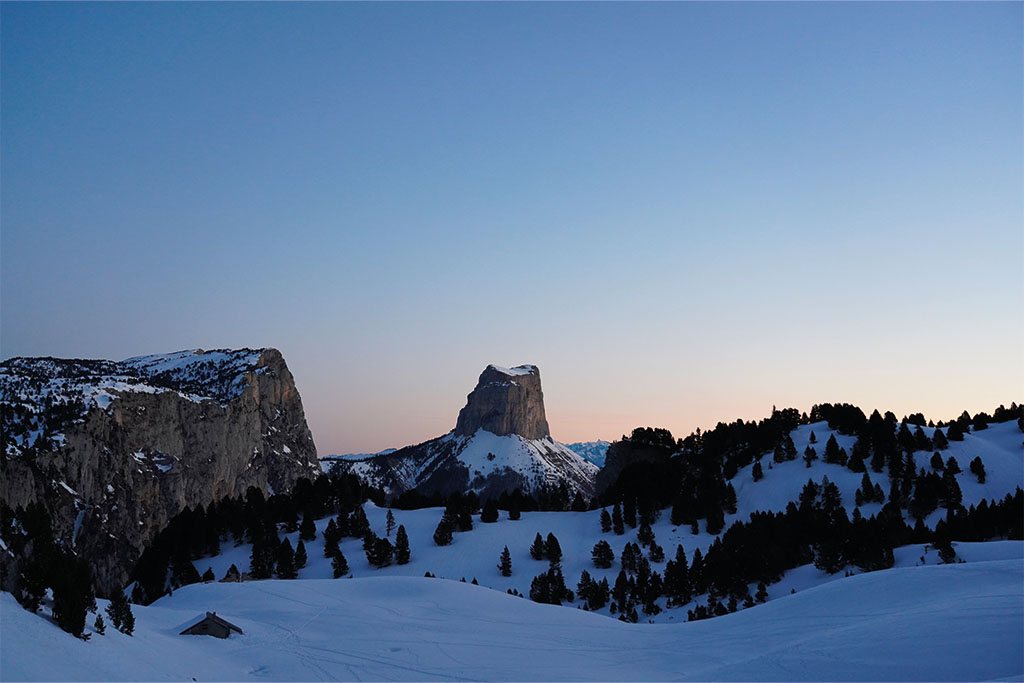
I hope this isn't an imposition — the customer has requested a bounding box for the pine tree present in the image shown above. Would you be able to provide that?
[969,456,986,483]
[931,452,945,470]
[395,525,411,564]
[201,567,215,582]
[498,545,513,577]
[294,540,307,570]
[300,513,317,542]
[545,533,563,566]
[52,554,94,638]
[93,613,106,635]
[649,543,665,563]
[106,588,133,636]
[623,498,637,528]
[576,569,593,606]
[277,538,297,579]
[385,509,397,537]
[433,512,454,546]
[753,461,764,481]
[809,431,817,444]
[612,502,624,535]
[331,549,349,578]
[480,500,499,523]
[932,429,949,450]
[591,540,615,568]
[223,564,240,582]
[637,521,655,547]
[824,434,841,464]
[508,498,521,520]
[600,508,612,533]
[945,456,961,474]
[803,446,817,468]
[530,533,546,560]
[373,536,394,567]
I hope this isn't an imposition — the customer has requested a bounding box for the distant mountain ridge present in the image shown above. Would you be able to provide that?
[326,364,598,499]
[565,440,611,467]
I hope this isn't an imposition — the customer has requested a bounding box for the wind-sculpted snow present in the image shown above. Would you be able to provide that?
[2,557,1021,681]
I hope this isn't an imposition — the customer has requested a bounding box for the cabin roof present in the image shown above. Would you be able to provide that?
[179,611,244,635]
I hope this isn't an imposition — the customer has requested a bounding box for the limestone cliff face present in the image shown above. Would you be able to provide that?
[0,348,320,594]
[328,363,597,500]
[455,365,550,440]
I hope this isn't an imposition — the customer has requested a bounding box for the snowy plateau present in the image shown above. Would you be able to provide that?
[2,420,1022,681]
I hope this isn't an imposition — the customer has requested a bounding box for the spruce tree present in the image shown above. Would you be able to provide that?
[480,500,499,523]
[612,502,624,535]
[277,538,297,579]
[545,533,562,566]
[385,509,397,537]
[498,545,513,577]
[591,540,615,569]
[753,461,764,480]
[299,513,317,542]
[530,533,546,560]
[373,536,394,567]
[600,508,612,533]
[809,431,817,444]
[294,540,307,570]
[395,525,411,564]
[223,564,240,582]
[945,456,961,474]
[94,613,106,635]
[201,567,215,582]
[623,498,637,529]
[331,549,349,578]
[931,452,945,470]
[433,512,454,546]
[932,429,949,450]
[637,521,655,547]
[969,456,986,483]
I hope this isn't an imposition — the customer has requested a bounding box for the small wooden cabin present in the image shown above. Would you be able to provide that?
[179,612,244,639]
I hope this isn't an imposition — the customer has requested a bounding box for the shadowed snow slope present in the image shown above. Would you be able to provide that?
[2,558,1021,681]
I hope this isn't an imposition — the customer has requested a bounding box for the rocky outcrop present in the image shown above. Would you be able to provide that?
[0,348,320,594]
[327,363,597,500]
[455,365,550,440]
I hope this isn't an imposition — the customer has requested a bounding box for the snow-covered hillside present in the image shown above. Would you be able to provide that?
[331,430,599,499]
[565,440,611,467]
[3,555,1020,681]
[730,419,1023,525]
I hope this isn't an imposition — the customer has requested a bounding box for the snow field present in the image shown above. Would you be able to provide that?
[3,557,1021,681]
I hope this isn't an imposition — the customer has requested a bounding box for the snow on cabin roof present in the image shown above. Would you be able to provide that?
[487,364,537,377]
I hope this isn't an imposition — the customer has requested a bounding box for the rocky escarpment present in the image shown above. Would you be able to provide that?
[0,348,320,594]
[455,365,550,440]
[326,364,598,500]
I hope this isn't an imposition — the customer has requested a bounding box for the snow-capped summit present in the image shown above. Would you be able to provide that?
[328,364,598,499]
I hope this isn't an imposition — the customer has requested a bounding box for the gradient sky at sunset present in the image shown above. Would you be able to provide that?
[3,2,1021,454]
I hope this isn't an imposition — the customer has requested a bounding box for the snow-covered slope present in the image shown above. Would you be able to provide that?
[3,556,1020,681]
[333,430,599,499]
[565,440,611,467]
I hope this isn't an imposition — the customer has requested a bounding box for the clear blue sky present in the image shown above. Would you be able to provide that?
[3,2,1021,454]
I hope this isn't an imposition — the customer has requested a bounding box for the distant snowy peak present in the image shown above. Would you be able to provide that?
[322,448,397,462]
[565,440,611,467]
